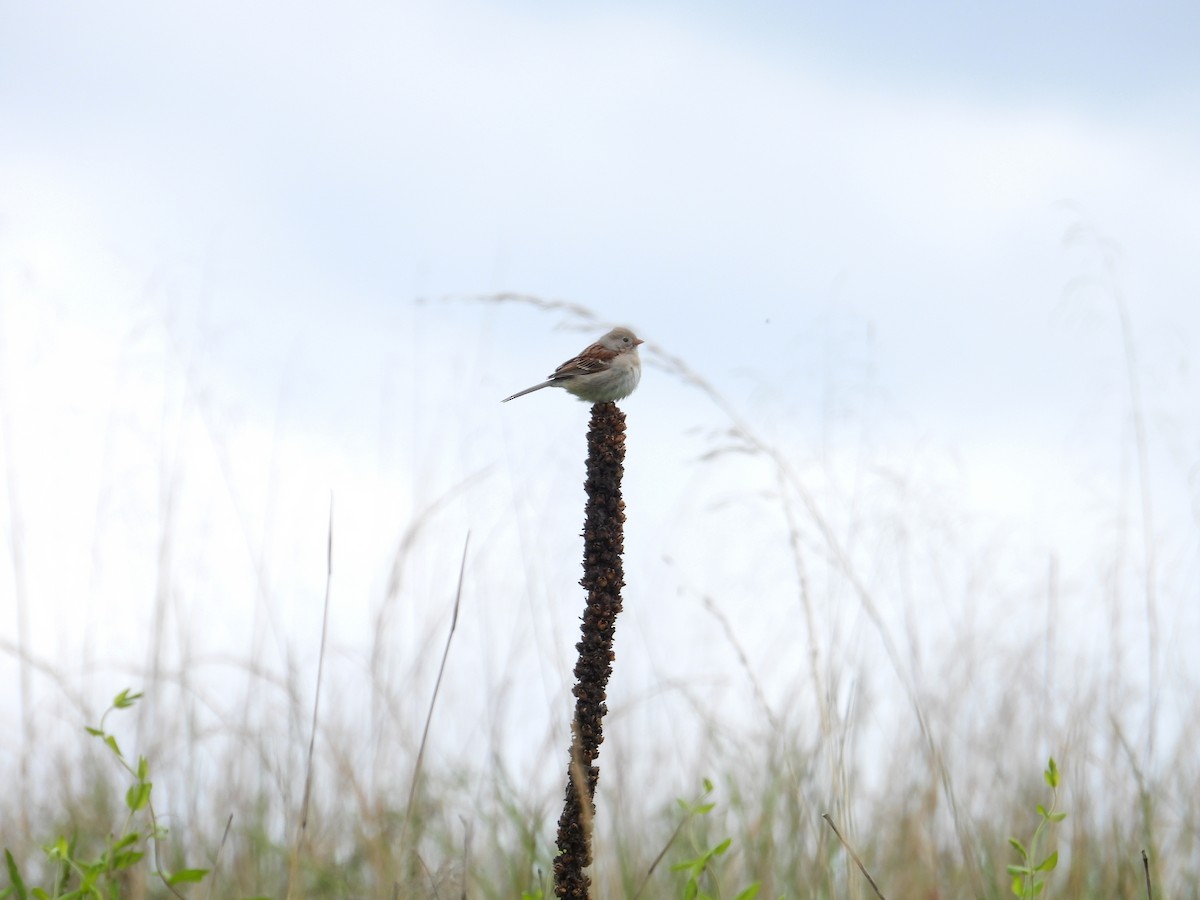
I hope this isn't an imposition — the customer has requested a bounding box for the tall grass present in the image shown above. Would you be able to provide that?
[2,290,1196,899]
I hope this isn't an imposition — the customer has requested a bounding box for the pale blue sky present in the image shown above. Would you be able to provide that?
[650,0,1200,100]
[1,0,1197,788]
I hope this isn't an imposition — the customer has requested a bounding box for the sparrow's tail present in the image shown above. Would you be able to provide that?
[502,380,554,402]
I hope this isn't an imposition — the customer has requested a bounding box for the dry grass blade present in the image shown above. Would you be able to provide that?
[823,813,885,899]
[632,810,691,899]
[459,815,472,900]
[440,291,603,330]
[418,852,441,899]
[286,495,335,899]
[203,813,234,900]
[0,312,35,834]
[1142,849,1153,900]
[400,532,470,852]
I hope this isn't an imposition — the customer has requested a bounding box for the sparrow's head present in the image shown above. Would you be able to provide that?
[601,327,644,352]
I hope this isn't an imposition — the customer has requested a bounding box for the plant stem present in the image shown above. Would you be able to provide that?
[554,402,628,899]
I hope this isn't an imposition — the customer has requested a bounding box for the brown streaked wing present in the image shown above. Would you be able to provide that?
[551,347,616,378]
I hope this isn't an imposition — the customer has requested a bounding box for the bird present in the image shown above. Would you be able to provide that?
[503,327,644,403]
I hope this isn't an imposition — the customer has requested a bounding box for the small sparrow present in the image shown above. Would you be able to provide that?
[503,327,644,403]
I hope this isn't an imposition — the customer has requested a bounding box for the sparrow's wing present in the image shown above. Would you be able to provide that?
[504,342,620,401]
[551,346,616,379]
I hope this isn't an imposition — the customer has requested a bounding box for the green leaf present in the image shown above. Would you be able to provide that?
[1049,812,1067,822]
[166,868,209,885]
[112,689,143,709]
[1036,851,1059,872]
[733,883,761,900]
[103,735,121,758]
[702,777,714,792]
[136,756,149,780]
[1009,874,1024,896]
[83,727,103,737]
[1008,837,1027,856]
[110,833,139,852]
[125,781,152,811]
[1031,880,1047,895]
[109,850,144,869]
[1006,865,1031,877]
[4,849,29,900]
[1044,757,1059,788]
[712,838,732,856]
[1035,804,1048,818]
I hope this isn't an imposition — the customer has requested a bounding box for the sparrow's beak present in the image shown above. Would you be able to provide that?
[634,338,645,346]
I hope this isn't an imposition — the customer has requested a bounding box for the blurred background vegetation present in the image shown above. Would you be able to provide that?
[2,293,1194,899]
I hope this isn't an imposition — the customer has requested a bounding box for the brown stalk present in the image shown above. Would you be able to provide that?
[554,401,628,899]
[823,813,885,899]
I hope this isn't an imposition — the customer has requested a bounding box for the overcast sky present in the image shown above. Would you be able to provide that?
[2,0,1198,786]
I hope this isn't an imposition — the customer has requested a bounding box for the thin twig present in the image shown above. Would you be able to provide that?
[1141,849,1153,900]
[147,797,188,900]
[823,813,885,899]
[1063,215,1160,758]
[401,533,470,851]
